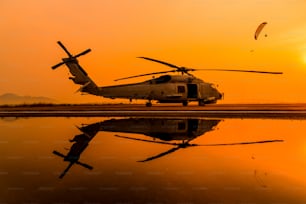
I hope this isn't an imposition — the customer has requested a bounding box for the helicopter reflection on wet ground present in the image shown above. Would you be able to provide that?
[1,117,306,203]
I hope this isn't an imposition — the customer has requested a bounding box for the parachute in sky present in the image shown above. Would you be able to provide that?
[254,22,267,40]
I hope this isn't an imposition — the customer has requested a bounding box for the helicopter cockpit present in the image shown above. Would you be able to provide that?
[148,75,172,84]
[147,74,197,85]
[210,83,217,88]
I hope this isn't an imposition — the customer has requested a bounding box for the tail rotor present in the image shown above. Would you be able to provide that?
[52,41,91,70]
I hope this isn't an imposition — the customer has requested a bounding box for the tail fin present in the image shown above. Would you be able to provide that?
[52,41,101,96]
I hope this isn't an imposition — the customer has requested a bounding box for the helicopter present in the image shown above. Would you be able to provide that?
[52,41,283,107]
[52,117,283,176]
[52,118,219,178]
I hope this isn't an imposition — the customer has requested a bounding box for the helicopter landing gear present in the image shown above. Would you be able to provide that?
[146,101,152,107]
[182,101,188,106]
[198,99,205,106]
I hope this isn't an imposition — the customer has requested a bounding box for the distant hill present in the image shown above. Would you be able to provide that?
[0,93,57,105]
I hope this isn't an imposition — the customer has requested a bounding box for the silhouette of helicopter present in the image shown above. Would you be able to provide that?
[52,118,221,175]
[53,117,283,177]
[52,41,282,106]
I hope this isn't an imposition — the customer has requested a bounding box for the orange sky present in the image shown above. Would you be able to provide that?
[1,0,306,103]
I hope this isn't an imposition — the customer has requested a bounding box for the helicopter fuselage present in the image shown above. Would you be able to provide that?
[100,118,221,141]
[100,75,222,106]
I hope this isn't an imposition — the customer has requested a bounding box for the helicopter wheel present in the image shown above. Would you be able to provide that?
[198,99,205,106]
[182,101,188,106]
[146,102,152,107]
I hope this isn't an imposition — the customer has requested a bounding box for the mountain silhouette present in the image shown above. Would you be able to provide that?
[0,93,57,105]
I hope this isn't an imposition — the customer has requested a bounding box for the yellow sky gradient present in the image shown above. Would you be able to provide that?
[1,0,306,103]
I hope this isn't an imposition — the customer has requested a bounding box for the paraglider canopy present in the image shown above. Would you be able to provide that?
[255,22,267,40]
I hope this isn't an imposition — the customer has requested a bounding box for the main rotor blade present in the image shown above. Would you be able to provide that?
[195,68,283,75]
[138,147,181,162]
[57,41,73,57]
[138,57,282,74]
[114,134,177,146]
[114,70,176,81]
[52,62,65,69]
[138,57,180,69]
[74,49,91,58]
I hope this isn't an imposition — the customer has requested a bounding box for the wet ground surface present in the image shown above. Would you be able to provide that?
[2,103,306,111]
[1,104,306,118]
[1,116,306,203]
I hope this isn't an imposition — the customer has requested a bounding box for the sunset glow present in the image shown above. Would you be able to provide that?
[1,0,306,103]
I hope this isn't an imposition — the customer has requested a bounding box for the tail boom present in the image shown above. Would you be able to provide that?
[52,42,101,96]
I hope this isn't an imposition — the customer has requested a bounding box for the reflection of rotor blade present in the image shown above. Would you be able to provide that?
[114,70,176,81]
[138,57,180,69]
[76,161,93,170]
[197,139,284,146]
[59,162,74,179]
[53,150,66,158]
[181,138,198,145]
[114,134,177,146]
[254,170,267,187]
[195,68,282,75]
[138,147,181,162]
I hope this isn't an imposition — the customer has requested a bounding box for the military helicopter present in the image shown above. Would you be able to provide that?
[52,41,282,106]
[52,118,218,178]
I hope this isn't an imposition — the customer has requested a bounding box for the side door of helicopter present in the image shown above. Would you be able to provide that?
[187,84,198,99]
[187,119,198,136]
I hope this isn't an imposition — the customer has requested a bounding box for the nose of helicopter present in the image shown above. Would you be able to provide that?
[217,91,223,100]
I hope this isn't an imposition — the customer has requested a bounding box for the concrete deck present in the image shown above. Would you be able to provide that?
[1,103,306,119]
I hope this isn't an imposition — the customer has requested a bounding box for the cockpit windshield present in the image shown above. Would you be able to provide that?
[210,83,217,89]
[150,75,171,84]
